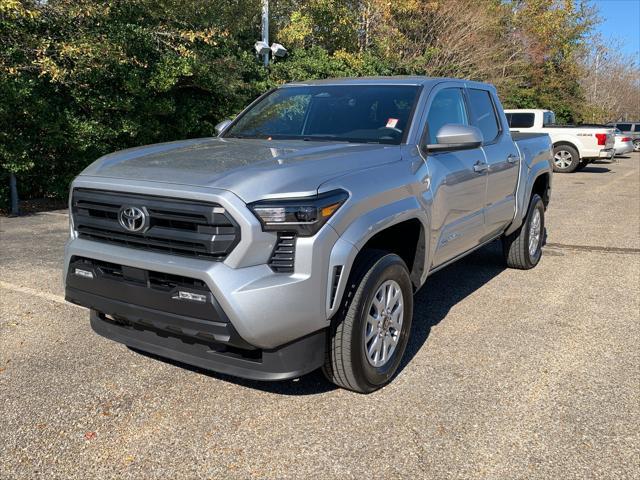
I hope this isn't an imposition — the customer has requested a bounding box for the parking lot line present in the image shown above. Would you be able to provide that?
[0,280,81,309]
[545,243,640,254]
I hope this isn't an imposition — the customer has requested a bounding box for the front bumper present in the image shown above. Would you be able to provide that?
[65,256,327,380]
[65,230,341,350]
[89,310,325,381]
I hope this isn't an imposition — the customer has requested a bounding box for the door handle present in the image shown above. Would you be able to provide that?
[473,161,488,173]
[507,154,519,164]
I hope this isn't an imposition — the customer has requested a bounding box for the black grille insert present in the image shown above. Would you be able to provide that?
[72,189,240,260]
[268,232,296,273]
[330,266,343,308]
[71,256,210,293]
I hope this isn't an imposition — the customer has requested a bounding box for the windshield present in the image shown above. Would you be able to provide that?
[224,85,421,145]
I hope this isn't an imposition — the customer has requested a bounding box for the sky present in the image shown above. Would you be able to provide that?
[590,0,640,58]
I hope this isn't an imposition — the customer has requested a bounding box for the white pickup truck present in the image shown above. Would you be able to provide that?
[505,109,615,173]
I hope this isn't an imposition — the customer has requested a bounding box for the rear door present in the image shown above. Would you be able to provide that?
[423,86,488,268]
[466,87,519,237]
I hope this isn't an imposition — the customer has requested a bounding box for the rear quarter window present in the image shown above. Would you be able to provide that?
[543,111,556,126]
[616,123,632,132]
[506,113,535,128]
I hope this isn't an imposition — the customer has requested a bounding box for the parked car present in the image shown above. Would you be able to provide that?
[606,122,640,152]
[64,77,553,393]
[505,109,615,173]
[614,129,634,156]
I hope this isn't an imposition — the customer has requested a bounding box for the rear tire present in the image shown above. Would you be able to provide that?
[553,145,580,173]
[633,139,640,152]
[322,250,413,393]
[502,194,545,270]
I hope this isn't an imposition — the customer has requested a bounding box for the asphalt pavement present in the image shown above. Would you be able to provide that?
[1,153,639,479]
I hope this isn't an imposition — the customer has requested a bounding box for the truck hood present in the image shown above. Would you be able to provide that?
[80,137,401,202]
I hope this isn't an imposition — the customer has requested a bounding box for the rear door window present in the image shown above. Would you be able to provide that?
[617,123,632,132]
[467,89,500,143]
[505,113,535,128]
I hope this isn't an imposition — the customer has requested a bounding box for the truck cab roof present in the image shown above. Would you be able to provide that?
[285,76,497,91]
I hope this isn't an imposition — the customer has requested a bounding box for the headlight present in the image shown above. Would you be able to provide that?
[249,189,349,236]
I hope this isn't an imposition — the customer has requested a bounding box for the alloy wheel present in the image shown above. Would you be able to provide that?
[528,208,542,257]
[554,150,573,169]
[364,279,404,368]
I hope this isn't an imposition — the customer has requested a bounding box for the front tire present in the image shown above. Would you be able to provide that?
[553,145,580,173]
[323,250,413,393]
[502,194,545,270]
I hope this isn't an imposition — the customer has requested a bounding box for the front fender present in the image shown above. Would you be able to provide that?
[326,197,429,319]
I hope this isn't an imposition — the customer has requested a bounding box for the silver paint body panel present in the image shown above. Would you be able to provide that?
[64,77,553,349]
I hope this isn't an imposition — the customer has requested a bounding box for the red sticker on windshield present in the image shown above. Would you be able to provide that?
[386,118,399,128]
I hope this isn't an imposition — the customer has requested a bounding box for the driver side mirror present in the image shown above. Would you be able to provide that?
[426,124,483,152]
[215,119,233,136]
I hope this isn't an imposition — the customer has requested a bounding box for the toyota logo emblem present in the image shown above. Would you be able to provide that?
[118,206,148,232]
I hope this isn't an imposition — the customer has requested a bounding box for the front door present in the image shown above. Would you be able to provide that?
[424,87,488,268]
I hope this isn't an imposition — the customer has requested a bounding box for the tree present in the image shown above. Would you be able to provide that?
[0,0,264,211]
[502,0,597,123]
[578,36,640,122]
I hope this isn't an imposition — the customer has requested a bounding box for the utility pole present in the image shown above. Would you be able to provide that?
[254,1,285,66]
[261,0,269,67]
[9,172,19,217]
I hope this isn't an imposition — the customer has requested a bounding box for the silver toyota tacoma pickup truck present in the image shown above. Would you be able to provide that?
[64,77,553,393]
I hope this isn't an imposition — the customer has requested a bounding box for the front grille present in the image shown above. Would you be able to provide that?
[72,189,240,260]
[71,256,210,293]
[268,232,296,273]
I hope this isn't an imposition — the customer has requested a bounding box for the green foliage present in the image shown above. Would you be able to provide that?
[501,0,596,123]
[276,0,359,53]
[0,0,602,208]
[268,47,391,85]
[0,0,265,205]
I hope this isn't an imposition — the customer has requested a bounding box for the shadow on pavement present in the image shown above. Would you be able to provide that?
[131,241,506,396]
[580,166,611,173]
[396,240,505,376]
